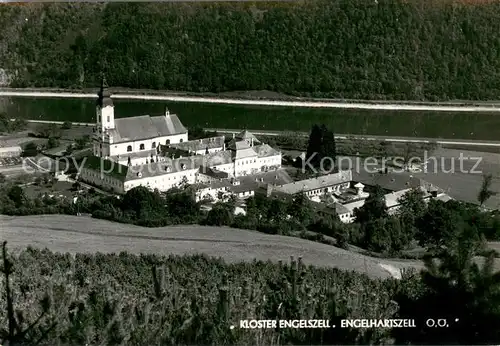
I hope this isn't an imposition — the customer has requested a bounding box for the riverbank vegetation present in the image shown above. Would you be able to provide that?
[2,1,500,101]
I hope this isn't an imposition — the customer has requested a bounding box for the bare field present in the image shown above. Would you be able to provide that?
[0,214,425,279]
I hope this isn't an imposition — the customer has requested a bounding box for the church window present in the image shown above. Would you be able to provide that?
[107,116,110,122]
[180,139,184,143]
[166,139,171,145]
[127,145,132,152]
[152,142,156,148]
[140,143,145,150]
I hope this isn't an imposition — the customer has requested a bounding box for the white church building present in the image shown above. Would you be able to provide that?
[79,79,283,194]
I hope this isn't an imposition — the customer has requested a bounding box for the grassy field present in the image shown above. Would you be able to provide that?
[0,214,421,280]
[1,96,500,140]
[2,215,500,281]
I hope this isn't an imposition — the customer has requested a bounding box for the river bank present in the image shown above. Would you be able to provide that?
[2,88,500,112]
[1,92,499,140]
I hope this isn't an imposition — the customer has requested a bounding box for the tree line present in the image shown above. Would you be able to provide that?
[2,1,500,100]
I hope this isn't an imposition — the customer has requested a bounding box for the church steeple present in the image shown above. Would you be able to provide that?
[97,75,113,108]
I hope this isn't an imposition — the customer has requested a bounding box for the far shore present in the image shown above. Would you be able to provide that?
[1,87,500,112]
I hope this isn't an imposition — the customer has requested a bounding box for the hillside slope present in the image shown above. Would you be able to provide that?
[0,214,422,279]
[1,1,500,101]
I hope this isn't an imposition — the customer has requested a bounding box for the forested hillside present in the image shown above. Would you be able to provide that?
[1,0,500,100]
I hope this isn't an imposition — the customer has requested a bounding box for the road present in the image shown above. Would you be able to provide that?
[2,90,500,112]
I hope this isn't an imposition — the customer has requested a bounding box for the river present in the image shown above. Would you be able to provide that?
[0,96,498,140]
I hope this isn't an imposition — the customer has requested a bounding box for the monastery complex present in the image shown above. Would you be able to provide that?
[80,80,282,195]
[79,80,452,224]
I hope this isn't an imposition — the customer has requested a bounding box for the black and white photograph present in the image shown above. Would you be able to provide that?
[0,1,499,345]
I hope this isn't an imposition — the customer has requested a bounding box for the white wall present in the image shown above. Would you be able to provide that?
[257,155,281,171]
[95,132,188,158]
[108,135,175,157]
[234,157,260,177]
[195,186,228,202]
[304,182,350,199]
[123,168,198,192]
[195,186,255,203]
[0,147,22,158]
[80,167,124,194]
[338,212,354,223]
[156,133,188,146]
[97,105,115,131]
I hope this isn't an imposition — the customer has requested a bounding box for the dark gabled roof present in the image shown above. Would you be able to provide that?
[352,171,423,192]
[124,155,206,182]
[235,130,261,144]
[171,136,225,153]
[228,139,251,151]
[110,149,157,161]
[108,114,187,143]
[238,169,293,186]
[199,166,230,179]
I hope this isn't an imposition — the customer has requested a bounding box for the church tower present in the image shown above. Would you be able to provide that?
[96,76,115,131]
[93,76,115,157]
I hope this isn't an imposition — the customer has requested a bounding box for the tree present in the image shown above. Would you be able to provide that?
[319,125,336,173]
[72,181,81,191]
[354,185,388,224]
[122,186,163,217]
[61,121,72,129]
[266,198,288,223]
[415,200,485,250]
[36,123,61,138]
[0,173,5,184]
[75,135,91,150]
[205,204,233,226]
[397,187,427,240]
[64,144,74,156]
[478,173,497,207]
[363,216,407,254]
[7,185,26,208]
[47,136,60,149]
[394,225,500,344]
[402,142,419,170]
[188,126,207,140]
[305,124,322,170]
[288,193,314,226]
[22,142,38,157]
[0,113,9,133]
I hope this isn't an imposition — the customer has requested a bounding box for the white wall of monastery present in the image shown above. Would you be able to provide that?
[123,168,198,192]
[106,133,188,157]
[80,168,125,194]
